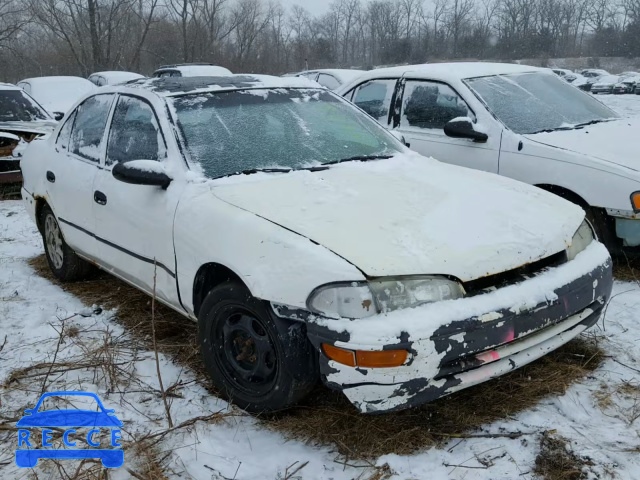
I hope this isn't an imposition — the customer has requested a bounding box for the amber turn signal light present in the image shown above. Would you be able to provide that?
[322,343,408,368]
[631,192,640,213]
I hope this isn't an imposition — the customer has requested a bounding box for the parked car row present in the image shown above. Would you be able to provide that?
[551,67,640,94]
[14,66,620,414]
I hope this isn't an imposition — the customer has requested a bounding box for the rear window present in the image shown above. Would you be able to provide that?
[0,89,50,122]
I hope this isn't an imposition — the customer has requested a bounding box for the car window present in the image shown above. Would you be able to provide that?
[106,96,165,166]
[0,89,50,121]
[400,80,473,130]
[170,88,401,179]
[18,82,30,94]
[300,72,318,81]
[317,73,340,90]
[56,110,77,151]
[69,94,113,162]
[352,79,396,124]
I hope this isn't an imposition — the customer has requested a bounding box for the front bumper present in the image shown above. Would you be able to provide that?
[302,243,612,413]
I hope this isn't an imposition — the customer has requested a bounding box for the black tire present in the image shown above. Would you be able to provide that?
[40,204,94,282]
[198,282,318,412]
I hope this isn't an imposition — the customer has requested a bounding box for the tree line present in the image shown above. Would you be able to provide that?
[1,0,639,82]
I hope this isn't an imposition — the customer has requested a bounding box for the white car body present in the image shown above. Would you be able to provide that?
[292,69,366,90]
[152,64,232,78]
[17,76,97,116]
[88,71,144,86]
[591,75,622,94]
[20,75,612,413]
[337,62,640,252]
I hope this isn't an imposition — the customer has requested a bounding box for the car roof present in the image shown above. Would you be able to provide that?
[18,76,95,86]
[90,71,144,80]
[153,65,232,77]
[0,82,21,90]
[307,69,366,82]
[339,62,545,87]
[105,74,321,97]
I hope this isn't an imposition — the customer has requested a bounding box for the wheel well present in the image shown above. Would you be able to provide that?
[34,197,48,234]
[535,184,590,209]
[193,263,246,317]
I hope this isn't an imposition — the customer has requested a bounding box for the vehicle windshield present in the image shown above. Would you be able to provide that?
[169,88,401,178]
[0,89,50,122]
[465,72,618,134]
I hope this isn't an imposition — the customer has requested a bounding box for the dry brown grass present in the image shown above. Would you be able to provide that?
[613,255,640,283]
[28,254,605,459]
[533,430,593,480]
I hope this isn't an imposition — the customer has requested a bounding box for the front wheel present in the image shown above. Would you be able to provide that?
[40,204,94,282]
[198,282,317,412]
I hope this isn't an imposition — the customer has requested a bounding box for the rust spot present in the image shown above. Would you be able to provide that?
[362,299,372,311]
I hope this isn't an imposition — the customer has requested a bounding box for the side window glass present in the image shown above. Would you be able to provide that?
[106,96,165,166]
[317,73,340,90]
[352,79,396,124]
[70,95,113,162]
[56,110,77,151]
[401,80,474,130]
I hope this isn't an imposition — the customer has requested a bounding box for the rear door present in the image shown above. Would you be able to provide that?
[395,79,500,173]
[46,94,115,260]
[349,79,398,127]
[92,94,181,306]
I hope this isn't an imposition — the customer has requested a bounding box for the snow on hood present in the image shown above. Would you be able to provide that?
[210,154,583,281]
[525,118,640,171]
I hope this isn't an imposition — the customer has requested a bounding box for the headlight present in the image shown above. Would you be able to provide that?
[566,219,594,261]
[307,276,465,319]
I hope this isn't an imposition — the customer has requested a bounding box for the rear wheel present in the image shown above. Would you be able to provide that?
[198,282,317,412]
[40,204,94,282]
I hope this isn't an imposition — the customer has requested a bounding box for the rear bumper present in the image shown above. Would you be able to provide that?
[303,243,612,413]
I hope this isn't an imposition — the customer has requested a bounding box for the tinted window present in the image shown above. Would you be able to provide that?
[0,90,50,121]
[400,80,473,130]
[170,88,401,179]
[107,96,164,165]
[352,79,396,124]
[317,73,340,90]
[69,95,113,162]
[466,72,618,134]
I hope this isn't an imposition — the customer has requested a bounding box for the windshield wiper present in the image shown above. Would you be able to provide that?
[573,119,613,128]
[321,154,393,166]
[212,165,329,180]
[530,118,613,135]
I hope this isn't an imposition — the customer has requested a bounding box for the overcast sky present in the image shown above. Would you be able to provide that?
[280,0,331,16]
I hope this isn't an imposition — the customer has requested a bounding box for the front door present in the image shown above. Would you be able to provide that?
[395,79,501,173]
[92,94,181,307]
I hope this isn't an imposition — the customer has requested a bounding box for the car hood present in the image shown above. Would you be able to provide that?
[0,120,57,135]
[210,154,583,281]
[524,119,640,171]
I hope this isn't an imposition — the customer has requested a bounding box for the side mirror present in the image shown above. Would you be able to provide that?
[444,118,488,143]
[112,160,172,189]
[390,130,410,147]
[53,112,65,121]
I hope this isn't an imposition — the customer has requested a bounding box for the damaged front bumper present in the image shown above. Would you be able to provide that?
[293,243,612,413]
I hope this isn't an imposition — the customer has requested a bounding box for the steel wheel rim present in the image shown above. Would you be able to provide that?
[213,305,278,397]
[45,214,64,269]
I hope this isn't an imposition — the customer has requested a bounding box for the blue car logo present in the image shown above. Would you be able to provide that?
[15,391,124,468]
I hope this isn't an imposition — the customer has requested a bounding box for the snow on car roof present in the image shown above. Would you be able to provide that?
[90,71,144,80]
[121,74,322,97]
[308,69,366,82]
[19,76,94,86]
[338,62,545,90]
[154,65,233,77]
[0,82,20,90]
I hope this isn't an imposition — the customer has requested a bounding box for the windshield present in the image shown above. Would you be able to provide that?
[465,72,618,134]
[169,88,401,178]
[0,89,51,122]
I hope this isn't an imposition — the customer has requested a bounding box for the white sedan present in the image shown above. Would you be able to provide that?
[21,75,612,413]
[337,63,640,256]
[17,76,97,118]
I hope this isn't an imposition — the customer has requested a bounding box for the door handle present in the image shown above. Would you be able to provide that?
[46,171,55,183]
[94,191,107,205]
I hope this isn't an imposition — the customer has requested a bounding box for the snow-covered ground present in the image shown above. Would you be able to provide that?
[0,93,639,479]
